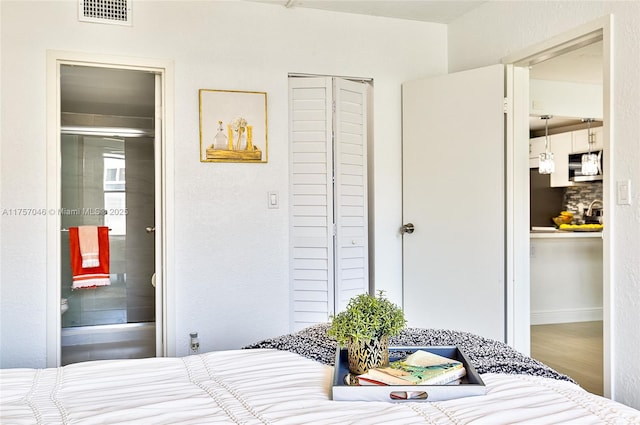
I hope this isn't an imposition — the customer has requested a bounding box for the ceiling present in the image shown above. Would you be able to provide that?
[248,0,488,24]
[530,41,602,85]
[61,65,155,118]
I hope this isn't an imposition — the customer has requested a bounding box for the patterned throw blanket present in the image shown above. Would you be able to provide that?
[243,323,575,383]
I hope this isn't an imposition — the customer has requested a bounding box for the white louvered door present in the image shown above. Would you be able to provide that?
[289,77,368,331]
[332,78,369,313]
[289,77,335,331]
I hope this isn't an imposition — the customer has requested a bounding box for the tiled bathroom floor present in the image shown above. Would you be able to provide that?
[61,322,156,366]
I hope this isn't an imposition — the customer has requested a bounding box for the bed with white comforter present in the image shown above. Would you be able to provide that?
[2,326,639,424]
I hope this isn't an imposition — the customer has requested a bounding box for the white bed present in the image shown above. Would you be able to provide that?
[2,328,640,424]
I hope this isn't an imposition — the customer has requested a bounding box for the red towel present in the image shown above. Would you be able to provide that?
[69,226,110,289]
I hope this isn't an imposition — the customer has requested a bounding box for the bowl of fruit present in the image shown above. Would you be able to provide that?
[552,211,573,226]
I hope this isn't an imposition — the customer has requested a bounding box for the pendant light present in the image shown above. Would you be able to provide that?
[538,115,555,174]
[581,118,599,176]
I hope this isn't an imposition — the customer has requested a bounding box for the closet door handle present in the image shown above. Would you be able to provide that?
[145,226,155,234]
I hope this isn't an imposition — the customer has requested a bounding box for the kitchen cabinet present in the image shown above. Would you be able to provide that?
[529,126,604,183]
[549,132,573,187]
[530,232,603,324]
[572,126,603,153]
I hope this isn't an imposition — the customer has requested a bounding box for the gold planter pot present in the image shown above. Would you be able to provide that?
[347,336,390,375]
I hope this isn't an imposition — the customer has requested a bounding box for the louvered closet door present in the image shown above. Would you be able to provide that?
[289,77,335,331]
[333,78,368,313]
[289,77,368,331]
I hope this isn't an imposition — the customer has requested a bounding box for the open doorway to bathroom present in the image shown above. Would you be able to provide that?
[59,65,157,365]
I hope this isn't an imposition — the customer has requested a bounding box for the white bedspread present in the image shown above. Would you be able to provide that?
[2,349,639,424]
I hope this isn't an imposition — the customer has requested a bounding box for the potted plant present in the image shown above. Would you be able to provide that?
[328,291,406,374]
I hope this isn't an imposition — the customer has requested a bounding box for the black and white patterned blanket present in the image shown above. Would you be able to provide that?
[243,323,575,383]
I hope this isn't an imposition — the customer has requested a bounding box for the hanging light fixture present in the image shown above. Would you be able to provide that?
[581,118,599,176]
[538,115,555,174]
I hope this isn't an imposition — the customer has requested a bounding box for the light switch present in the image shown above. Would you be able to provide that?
[268,191,279,209]
[617,180,631,205]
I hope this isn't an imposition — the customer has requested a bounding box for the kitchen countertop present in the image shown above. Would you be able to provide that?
[530,229,603,239]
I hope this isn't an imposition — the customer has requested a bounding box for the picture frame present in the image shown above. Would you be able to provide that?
[199,89,268,163]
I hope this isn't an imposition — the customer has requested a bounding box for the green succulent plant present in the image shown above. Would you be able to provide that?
[327,291,406,346]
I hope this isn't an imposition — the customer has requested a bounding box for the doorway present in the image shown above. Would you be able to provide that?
[400,16,611,396]
[527,41,604,396]
[503,17,612,397]
[59,65,156,365]
[46,52,173,367]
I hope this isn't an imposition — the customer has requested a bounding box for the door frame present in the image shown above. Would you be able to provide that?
[502,15,613,397]
[45,50,175,367]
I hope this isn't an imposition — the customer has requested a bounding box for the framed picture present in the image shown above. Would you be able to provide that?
[199,89,268,163]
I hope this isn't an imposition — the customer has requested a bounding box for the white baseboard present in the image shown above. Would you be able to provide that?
[531,307,603,325]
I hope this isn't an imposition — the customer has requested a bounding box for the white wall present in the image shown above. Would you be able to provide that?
[448,1,640,409]
[0,1,446,365]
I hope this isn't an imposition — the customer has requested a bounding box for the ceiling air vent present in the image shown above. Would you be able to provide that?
[78,0,132,26]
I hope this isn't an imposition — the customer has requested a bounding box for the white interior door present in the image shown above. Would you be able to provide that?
[402,64,506,342]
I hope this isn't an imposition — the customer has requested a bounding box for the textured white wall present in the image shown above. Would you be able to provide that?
[448,1,640,409]
[0,1,446,365]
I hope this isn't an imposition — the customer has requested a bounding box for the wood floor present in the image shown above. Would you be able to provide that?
[531,321,603,396]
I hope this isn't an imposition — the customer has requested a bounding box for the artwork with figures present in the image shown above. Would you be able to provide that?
[199,89,268,163]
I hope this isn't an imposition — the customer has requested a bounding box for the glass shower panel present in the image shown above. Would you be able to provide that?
[60,134,155,328]
[61,135,128,327]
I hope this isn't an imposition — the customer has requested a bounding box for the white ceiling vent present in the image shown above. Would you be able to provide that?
[79,0,132,26]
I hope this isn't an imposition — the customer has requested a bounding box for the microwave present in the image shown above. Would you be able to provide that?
[568,150,603,182]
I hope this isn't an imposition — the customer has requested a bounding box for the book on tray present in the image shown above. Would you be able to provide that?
[356,349,466,386]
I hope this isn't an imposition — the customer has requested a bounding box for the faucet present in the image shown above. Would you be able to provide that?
[586,199,603,217]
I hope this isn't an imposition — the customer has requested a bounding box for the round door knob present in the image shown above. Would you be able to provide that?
[145,226,155,233]
[401,223,415,234]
